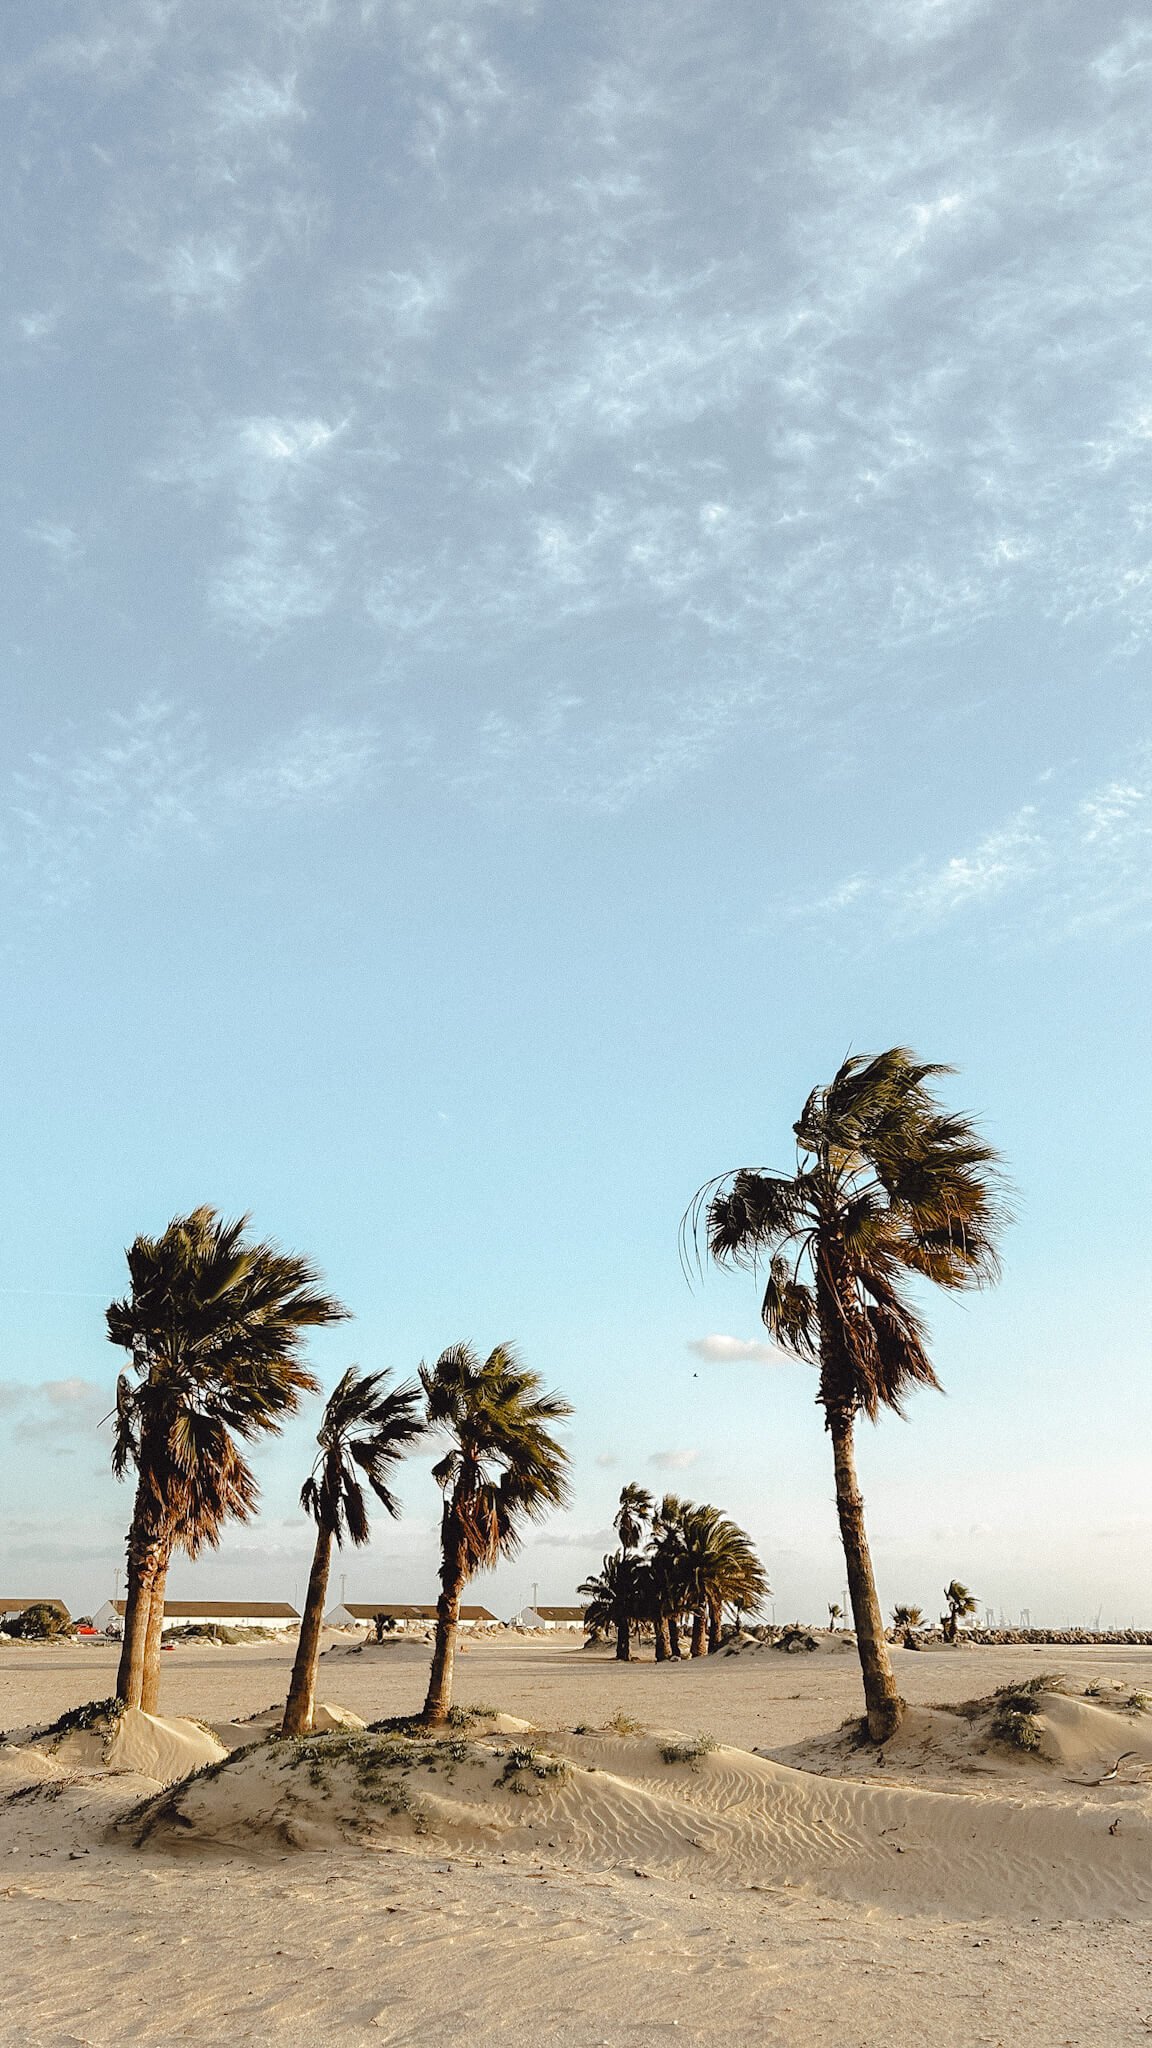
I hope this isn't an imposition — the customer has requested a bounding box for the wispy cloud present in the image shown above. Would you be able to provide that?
[0,1377,112,1447]
[790,750,1152,942]
[1,700,391,910]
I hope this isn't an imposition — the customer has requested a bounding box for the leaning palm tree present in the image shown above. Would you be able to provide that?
[420,1342,571,1725]
[828,1603,843,1630]
[282,1368,424,1737]
[686,1049,1005,1740]
[942,1578,978,1644]
[107,1207,348,1712]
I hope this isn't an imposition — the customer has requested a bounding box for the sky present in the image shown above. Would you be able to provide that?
[1,0,1150,1630]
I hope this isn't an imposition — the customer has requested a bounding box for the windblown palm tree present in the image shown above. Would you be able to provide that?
[828,1603,843,1630]
[420,1342,571,1725]
[578,1550,651,1655]
[942,1579,978,1644]
[282,1368,424,1737]
[614,1483,653,1555]
[891,1603,925,1646]
[672,1502,770,1654]
[107,1208,348,1711]
[686,1049,1005,1740]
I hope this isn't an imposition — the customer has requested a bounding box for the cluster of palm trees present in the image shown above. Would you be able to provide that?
[889,1582,979,1648]
[578,1485,769,1661]
[107,1210,570,1735]
[105,1044,1004,1752]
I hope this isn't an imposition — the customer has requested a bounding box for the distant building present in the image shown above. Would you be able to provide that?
[92,1598,299,1635]
[325,1601,497,1629]
[0,1597,69,1625]
[516,1605,587,1630]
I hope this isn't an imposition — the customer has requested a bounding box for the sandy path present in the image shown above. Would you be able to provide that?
[3,1637,1152,2046]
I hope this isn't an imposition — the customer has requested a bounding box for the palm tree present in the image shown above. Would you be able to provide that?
[610,1484,654,1658]
[686,1048,1005,1740]
[942,1578,978,1644]
[106,1207,348,1712]
[577,1550,651,1654]
[648,1492,691,1658]
[828,1603,843,1630]
[282,1368,424,1737]
[891,1603,924,1646]
[420,1342,571,1725]
[673,1502,770,1654]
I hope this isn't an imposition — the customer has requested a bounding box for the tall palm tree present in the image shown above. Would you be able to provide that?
[610,1484,654,1658]
[648,1493,690,1658]
[282,1368,424,1737]
[671,1502,770,1655]
[828,1603,843,1630]
[686,1049,1005,1740]
[942,1578,978,1643]
[420,1342,571,1725]
[107,1208,348,1712]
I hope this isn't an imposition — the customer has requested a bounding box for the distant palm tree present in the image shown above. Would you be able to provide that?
[675,1503,770,1654]
[686,1049,1005,1740]
[614,1483,653,1555]
[282,1369,424,1737]
[578,1550,650,1654]
[420,1342,571,1725]
[648,1492,691,1658]
[828,1603,843,1630]
[942,1579,978,1644]
[106,1208,348,1712]
[891,1603,925,1646]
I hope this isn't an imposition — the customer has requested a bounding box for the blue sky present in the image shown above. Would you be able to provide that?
[1,0,1149,1627]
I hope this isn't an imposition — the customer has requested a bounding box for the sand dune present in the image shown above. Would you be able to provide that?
[121,1715,1152,1923]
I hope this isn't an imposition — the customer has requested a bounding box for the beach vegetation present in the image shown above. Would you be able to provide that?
[942,1580,978,1642]
[686,1048,1006,1741]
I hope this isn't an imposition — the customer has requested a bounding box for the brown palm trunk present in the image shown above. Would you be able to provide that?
[283,1520,333,1736]
[828,1408,903,1742]
[707,1600,722,1654]
[690,1608,706,1657]
[423,1531,465,1727]
[653,1614,670,1661]
[615,1611,630,1660]
[115,1517,165,1708]
[139,1555,171,1714]
[668,1613,682,1659]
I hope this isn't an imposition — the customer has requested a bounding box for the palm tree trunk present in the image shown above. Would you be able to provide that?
[707,1599,722,1654]
[653,1614,670,1661]
[139,1554,171,1715]
[282,1521,333,1736]
[828,1408,903,1742]
[690,1609,707,1657]
[668,1613,682,1659]
[423,1537,465,1727]
[115,1514,165,1708]
[615,1611,630,1661]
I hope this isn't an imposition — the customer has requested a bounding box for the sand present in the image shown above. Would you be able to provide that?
[3,1633,1152,2045]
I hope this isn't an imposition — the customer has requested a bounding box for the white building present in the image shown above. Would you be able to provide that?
[93,1598,299,1635]
[517,1604,587,1631]
[324,1601,497,1630]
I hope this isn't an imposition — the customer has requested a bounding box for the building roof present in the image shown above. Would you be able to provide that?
[533,1606,587,1621]
[0,1598,68,1614]
[341,1602,496,1622]
[110,1599,299,1620]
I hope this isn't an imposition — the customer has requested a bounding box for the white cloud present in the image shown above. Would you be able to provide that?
[687,1335,790,1365]
[648,1449,699,1472]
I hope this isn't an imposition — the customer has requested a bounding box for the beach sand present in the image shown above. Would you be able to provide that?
[3,1633,1151,2045]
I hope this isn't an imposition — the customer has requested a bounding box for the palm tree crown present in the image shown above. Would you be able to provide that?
[421,1341,572,1571]
[614,1483,653,1553]
[687,1048,1006,1420]
[300,1368,425,1547]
